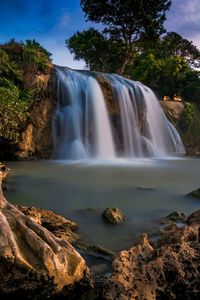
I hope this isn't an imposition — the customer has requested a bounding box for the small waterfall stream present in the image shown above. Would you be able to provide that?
[53,67,184,160]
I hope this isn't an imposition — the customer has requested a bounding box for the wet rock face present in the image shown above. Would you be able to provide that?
[0,168,90,299]
[104,224,200,300]
[102,208,125,225]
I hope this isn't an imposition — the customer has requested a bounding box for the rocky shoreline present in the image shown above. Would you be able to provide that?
[1,163,200,299]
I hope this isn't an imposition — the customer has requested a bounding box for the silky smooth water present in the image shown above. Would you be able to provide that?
[53,68,184,160]
[5,158,200,251]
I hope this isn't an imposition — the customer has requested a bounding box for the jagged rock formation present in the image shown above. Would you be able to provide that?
[16,205,80,245]
[104,222,200,300]
[0,164,90,299]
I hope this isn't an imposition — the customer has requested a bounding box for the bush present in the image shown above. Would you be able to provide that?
[178,103,198,133]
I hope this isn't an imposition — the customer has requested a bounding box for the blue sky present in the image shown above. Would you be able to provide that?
[0,0,199,69]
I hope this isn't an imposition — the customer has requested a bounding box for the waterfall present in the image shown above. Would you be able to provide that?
[53,67,116,159]
[105,74,185,157]
[53,67,185,160]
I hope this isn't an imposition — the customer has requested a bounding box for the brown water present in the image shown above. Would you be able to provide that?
[5,158,200,251]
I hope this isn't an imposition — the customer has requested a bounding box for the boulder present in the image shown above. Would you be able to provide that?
[0,167,91,299]
[104,223,200,300]
[187,209,200,225]
[102,208,125,225]
[161,211,187,224]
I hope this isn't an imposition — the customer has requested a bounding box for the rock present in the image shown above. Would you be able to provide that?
[0,163,10,182]
[103,223,200,300]
[187,187,200,198]
[16,205,79,244]
[0,168,91,299]
[160,100,184,125]
[89,245,116,260]
[187,209,200,225]
[17,69,57,159]
[162,211,187,224]
[102,208,125,225]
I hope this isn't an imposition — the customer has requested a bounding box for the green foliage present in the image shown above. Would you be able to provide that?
[81,0,171,40]
[0,39,52,144]
[0,78,29,142]
[0,78,19,103]
[178,103,197,133]
[178,104,200,147]
[66,28,128,72]
[68,0,172,73]
[0,99,29,142]
[23,39,52,72]
[24,39,52,58]
[161,32,200,68]
[128,33,200,101]
[180,70,200,103]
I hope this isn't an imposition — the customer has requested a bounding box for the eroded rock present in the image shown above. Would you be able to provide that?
[161,211,187,224]
[104,224,200,300]
[187,209,200,225]
[16,205,79,244]
[0,167,91,299]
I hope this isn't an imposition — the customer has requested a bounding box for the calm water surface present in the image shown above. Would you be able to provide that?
[5,158,200,251]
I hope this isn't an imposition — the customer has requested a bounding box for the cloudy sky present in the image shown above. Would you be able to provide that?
[0,0,199,69]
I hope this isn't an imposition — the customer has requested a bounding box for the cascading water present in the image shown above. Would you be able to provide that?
[53,67,116,159]
[105,74,185,157]
[53,67,184,160]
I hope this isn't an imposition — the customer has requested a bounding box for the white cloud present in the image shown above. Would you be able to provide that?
[179,0,200,24]
[166,0,200,49]
[58,13,71,28]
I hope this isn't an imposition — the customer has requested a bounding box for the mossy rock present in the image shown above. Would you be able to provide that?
[102,208,125,225]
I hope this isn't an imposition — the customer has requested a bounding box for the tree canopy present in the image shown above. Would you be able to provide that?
[67,0,172,74]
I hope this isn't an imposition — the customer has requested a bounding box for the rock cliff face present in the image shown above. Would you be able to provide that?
[16,67,57,159]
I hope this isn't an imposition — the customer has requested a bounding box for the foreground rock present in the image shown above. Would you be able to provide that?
[102,207,125,225]
[161,211,187,224]
[0,166,90,299]
[16,205,80,245]
[187,209,200,225]
[104,223,200,299]
[0,162,10,184]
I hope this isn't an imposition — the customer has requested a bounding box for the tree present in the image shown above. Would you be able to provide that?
[67,28,128,72]
[67,0,172,74]
[161,32,200,68]
[77,0,171,74]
